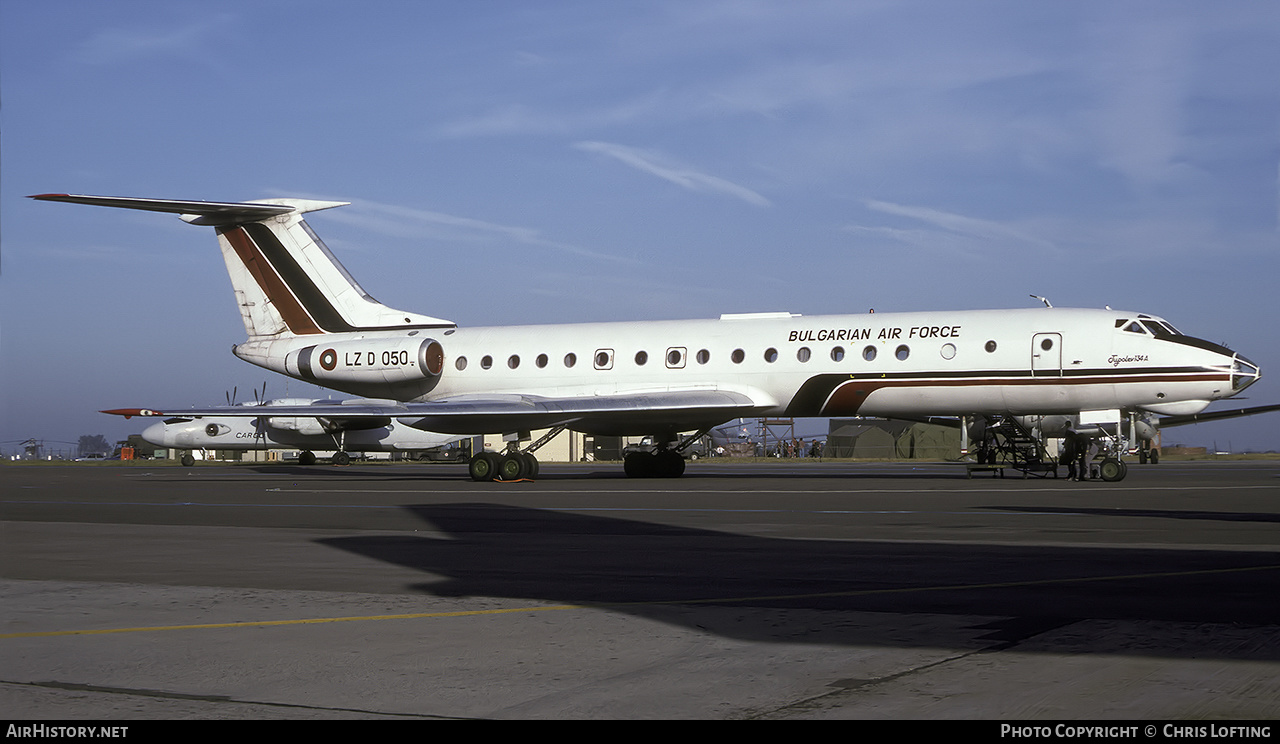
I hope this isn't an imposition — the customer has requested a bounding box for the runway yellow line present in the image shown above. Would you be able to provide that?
[0,604,583,639]
[5,563,1277,640]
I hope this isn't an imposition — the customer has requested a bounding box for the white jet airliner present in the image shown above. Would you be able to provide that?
[33,193,1265,482]
[135,398,467,466]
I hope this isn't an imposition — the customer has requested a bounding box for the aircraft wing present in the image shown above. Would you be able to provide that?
[1155,403,1280,428]
[866,403,1280,430]
[103,389,771,436]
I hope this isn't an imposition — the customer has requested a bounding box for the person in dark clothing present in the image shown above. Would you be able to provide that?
[1062,422,1081,481]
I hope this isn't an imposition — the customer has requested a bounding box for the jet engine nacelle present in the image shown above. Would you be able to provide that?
[285,338,445,387]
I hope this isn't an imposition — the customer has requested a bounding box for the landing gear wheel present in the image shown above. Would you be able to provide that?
[1099,458,1127,482]
[299,451,316,466]
[331,451,351,466]
[624,451,654,478]
[180,453,195,467]
[655,450,686,478]
[498,452,529,481]
[468,452,499,481]
[520,452,540,479]
[625,450,686,478]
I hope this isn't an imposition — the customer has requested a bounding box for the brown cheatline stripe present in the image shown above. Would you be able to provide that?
[219,226,325,335]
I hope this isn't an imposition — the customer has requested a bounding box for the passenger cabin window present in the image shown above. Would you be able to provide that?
[731,349,745,364]
[564,353,577,368]
[594,349,613,370]
[696,349,710,364]
[666,348,686,368]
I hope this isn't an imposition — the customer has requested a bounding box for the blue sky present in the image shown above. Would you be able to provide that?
[3,0,1278,454]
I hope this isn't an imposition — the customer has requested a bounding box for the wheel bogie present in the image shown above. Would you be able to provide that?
[469,451,539,481]
[624,450,686,478]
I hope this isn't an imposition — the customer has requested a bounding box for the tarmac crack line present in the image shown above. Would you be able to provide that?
[743,616,1083,719]
[743,645,991,719]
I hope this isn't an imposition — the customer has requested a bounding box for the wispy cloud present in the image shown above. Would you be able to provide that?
[313,196,634,265]
[73,15,236,66]
[575,141,771,207]
[434,92,669,139]
[847,200,1059,259]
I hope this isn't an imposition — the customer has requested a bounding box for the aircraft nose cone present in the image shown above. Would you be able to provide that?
[141,421,170,447]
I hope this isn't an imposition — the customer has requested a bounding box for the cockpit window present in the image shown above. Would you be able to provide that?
[1117,320,1146,334]
[1137,314,1182,335]
[1140,320,1181,337]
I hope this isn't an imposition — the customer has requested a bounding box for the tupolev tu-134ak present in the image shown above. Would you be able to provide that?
[32,193,1271,482]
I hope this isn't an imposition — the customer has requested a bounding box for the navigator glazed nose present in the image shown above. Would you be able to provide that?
[1232,354,1261,393]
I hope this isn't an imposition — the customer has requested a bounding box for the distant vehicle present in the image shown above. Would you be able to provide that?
[624,434,709,460]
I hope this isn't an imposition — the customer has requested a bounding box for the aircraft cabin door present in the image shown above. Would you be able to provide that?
[1031,333,1062,377]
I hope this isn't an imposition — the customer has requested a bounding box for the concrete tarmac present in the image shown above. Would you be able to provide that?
[2,458,1279,719]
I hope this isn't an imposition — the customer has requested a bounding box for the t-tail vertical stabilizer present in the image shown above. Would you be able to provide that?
[28,194,455,341]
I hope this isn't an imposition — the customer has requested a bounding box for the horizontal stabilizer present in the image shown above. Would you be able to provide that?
[28,194,348,226]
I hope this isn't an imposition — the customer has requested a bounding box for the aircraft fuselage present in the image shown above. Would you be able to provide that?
[232,307,1257,436]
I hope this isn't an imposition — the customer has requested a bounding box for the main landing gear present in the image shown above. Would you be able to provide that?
[623,449,685,478]
[466,426,708,481]
[467,425,562,482]
[297,450,350,466]
[468,450,540,482]
[622,429,709,478]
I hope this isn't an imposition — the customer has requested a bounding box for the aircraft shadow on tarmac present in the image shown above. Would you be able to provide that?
[318,503,1280,661]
